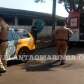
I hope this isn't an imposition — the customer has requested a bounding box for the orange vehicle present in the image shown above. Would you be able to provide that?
[16,29,36,61]
[5,29,36,62]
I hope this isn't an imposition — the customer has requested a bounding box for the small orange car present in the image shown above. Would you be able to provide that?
[5,29,36,62]
[16,29,36,61]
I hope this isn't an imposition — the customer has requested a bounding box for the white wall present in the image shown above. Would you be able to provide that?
[11,25,61,36]
[10,25,78,41]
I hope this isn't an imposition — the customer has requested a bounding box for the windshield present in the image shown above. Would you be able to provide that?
[16,30,30,39]
[8,29,30,41]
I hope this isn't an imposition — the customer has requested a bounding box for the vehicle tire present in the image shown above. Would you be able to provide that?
[17,47,31,63]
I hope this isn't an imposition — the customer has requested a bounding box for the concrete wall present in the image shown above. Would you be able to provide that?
[10,25,62,40]
[11,25,61,38]
[10,25,79,42]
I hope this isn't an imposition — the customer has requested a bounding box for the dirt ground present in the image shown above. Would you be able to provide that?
[0,47,84,84]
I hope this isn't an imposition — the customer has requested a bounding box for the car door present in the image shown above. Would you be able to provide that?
[5,30,19,61]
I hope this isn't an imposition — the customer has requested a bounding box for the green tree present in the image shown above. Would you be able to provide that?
[59,0,83,12]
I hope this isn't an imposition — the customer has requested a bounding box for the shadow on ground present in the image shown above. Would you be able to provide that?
[7,60,23,67]
[22,60,62,71]
[68,47,84,55]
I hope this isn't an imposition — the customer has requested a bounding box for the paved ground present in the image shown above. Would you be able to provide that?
[1,47,84,84]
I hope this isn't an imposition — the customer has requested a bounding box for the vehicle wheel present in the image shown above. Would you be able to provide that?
[17,47,31,63]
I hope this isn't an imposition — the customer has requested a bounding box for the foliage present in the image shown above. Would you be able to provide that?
[59,0,83,12]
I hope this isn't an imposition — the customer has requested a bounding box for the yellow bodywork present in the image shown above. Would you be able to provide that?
[16,33,36,55]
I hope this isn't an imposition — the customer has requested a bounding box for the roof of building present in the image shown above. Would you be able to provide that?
[0,7,65,20]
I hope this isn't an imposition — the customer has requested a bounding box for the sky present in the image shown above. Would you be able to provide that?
[0,0,69,17]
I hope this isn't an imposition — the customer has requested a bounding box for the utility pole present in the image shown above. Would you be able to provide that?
[52,0,56,32]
